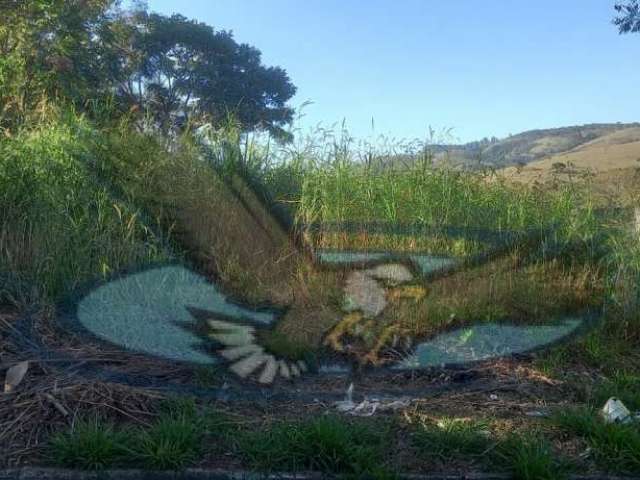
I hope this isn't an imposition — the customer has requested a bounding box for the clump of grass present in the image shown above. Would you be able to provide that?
[553,407,640,474]
[132,413,203,469]
[493,434,567,480]
[411,417,491,461]
[236,415,391,476]
[128,397,207,469]
[48,398,232,471]
[48,417,131,470]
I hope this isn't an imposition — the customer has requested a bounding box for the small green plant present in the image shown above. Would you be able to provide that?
[588,371,640,411]
[237,415,391,476]
[49,418,131,470]
[553,407,640,474]
[132,413,203,470]
[412,417,491,461]
[535,345,571,376]
[493,434,567,480]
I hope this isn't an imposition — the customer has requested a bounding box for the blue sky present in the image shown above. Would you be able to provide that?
[146,1,639,143]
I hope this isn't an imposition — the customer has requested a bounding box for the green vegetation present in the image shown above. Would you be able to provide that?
[132,413,203,469]
[49,399,233,471]
[615,1,640,34]
[0,1,295,136]
[0,112,170,305]
[493,435,567,480]
[49,417,132,470]
[410,416,569,478]
[54,408,636,478]
[4,1,640,477]
[236,415,391,476]
[553,407,640,474]
[412,417,491,461]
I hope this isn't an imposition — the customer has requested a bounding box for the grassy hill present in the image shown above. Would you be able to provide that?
[500,126,640,185]
[435,123,640,170]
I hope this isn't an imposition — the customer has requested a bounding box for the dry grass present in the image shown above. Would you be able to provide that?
[169,171,301,306]
[500,128,640,185]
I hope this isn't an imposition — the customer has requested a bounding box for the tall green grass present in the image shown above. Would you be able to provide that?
[0,111,170,306]
[3,110,639,346]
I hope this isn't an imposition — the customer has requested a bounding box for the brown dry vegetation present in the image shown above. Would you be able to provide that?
[500,127,640,192]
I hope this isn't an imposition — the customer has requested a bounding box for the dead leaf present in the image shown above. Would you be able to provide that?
[4,361,29,393]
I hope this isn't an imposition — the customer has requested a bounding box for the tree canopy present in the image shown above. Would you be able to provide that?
[0,1,297,138]
[118,12,296,138]
[614,1,640,34]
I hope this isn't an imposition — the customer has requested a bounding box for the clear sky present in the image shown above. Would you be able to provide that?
[146,0,640,143]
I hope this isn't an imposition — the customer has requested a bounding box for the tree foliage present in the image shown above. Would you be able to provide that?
[0,1,297,138]
[0,0,120,129]
[614,1,640,34]
[118,12,296,138]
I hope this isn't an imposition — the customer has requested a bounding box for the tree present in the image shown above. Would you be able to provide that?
[0,0,122,129]
[118,12,297,139]
[614,1,640,34]
[0,3,297,139]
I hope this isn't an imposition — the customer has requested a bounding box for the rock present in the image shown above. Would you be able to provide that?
[219,344,263,361]
[4,361,29,393]
[343,271,387,318]
[297,360,308,373]
[230,352,268,379]
[602,397,632,424]
[290,363,300,377]
[258,355,278,384]
[364,263,413,284]
[279,360,291,379]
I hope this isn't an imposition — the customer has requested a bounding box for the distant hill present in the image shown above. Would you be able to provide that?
[497,125,640,181]
[435,123,640,169]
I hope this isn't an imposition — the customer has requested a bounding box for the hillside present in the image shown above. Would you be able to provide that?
[500,126,640,184]
[434,122,640,170]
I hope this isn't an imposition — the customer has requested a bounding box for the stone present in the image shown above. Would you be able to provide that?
[290,363,300,377]
[279,360,291,379]
[364,263,413,284]
[297,360,308,373]
[219,344,263,361]
[343,271,387,318]
[230,351,268,378]
[258,355,278,384]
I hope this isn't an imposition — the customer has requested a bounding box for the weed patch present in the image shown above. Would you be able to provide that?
[236,415,391,476]
[412,417,491,462]
[48,418,132,470]
[493,434,568,480]
[553,407,640,474]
